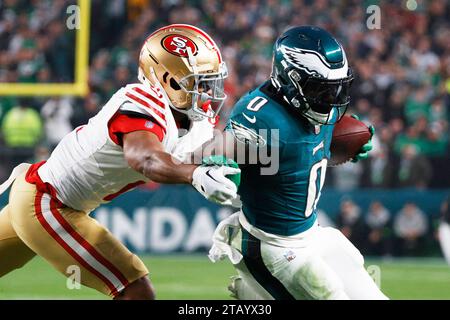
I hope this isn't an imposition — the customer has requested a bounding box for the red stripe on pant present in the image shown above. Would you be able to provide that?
[48,198,129,287]
[34,192,128,296]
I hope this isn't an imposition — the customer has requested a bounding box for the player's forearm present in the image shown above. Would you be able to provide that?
[138,151,197,184]
[123,131,197,184]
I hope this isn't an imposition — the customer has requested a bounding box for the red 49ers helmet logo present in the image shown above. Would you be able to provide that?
[161,34,198,58]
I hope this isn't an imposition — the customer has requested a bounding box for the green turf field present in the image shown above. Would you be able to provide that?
[0,255,449,299]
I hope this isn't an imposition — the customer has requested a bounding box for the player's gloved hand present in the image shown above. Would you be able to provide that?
[201,155,241,188]
[350,114,375,163]
[192,161,240,206]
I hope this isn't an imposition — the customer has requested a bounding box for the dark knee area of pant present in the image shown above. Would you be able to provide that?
[0,238,36,277]
[114,276,155,300]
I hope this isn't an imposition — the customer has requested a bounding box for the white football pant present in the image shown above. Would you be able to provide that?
[439,222,450,265]
[228,225,388,300]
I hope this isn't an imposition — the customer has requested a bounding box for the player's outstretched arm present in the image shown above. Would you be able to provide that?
[123,130,239,205]
[123,130,196,184]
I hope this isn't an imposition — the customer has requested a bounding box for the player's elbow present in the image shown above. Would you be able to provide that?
[125,149,150,173]
[125,150,165,181]
[124,149,144,173]
[123,131,167,177]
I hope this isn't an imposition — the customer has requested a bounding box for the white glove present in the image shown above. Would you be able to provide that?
[192,165,240,205]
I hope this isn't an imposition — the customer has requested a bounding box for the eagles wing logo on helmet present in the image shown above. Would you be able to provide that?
[279,44,347,79]
[162,34,198,57]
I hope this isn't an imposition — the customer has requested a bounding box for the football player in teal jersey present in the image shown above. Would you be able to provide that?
[207,26,387,300]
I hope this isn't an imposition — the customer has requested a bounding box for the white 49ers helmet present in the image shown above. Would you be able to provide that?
[138,24,228,120]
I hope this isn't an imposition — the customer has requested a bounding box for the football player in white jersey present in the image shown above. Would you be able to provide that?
[0,24,239,299]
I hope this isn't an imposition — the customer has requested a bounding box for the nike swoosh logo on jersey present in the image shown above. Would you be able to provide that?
[242,113,256,123]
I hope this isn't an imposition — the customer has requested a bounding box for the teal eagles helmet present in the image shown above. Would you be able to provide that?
[271,26,353,125]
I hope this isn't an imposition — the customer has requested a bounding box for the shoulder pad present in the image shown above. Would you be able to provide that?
[121,84,168,130]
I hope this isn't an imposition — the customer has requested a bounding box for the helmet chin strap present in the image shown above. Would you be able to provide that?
[304,107,335,126]
[186,108,206,121]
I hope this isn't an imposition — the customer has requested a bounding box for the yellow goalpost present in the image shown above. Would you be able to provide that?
[0,0,90,96]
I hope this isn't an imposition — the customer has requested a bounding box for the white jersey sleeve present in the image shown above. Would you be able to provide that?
[120,84,168,132]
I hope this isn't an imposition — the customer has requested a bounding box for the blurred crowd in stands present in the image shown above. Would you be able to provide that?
[1,0,449,188]
[0,0,449,256]
[315,195,450,258]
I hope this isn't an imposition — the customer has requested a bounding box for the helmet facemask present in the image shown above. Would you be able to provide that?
[177,61,228,120]
[287,68,353,125]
